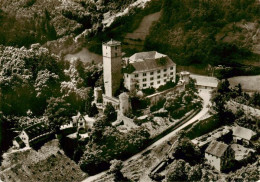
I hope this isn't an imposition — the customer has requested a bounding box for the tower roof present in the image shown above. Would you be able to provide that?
[103,39,121,46]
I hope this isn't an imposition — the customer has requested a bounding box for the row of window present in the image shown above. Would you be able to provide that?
[142,77,174,88]
[135,67,174,78]
[141,73,174,81]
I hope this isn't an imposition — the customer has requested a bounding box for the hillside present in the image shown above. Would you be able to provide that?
[0,140,87,182]
[0,0,135,48]
[144,0,260,66]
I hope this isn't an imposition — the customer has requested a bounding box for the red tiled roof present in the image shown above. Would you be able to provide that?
[129,51,175,72]
[205,140,228,157]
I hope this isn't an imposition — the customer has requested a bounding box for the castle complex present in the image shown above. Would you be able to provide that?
[101,39,177,113]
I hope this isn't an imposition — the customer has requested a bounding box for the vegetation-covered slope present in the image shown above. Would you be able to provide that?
[144,0,260,66]
[0,0,136,47]
[0,140,87,182]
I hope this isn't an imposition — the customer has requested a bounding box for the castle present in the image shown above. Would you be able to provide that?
[98,39,177,115]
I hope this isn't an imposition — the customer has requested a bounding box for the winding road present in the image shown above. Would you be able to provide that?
[83,89,211,182]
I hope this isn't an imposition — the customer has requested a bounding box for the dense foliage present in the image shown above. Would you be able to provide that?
[0,44,65,116]
[164,78,202,119]
[145,0,260,66]
[104,103,117,122]
[165,160,202,181]
[79,117,150,174]
[0,0,136,47]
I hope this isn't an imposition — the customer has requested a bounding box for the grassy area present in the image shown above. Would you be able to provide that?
[228,75,260,92]
[184,116,222,140]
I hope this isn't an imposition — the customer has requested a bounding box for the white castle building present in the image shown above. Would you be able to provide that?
[124,51,176,90]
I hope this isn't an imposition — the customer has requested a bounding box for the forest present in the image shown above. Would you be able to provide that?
[144,0,260,66]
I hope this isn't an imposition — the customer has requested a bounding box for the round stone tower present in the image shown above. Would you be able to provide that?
[119,92,131,115]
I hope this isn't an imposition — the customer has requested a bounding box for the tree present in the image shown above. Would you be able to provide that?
[186,78,198,93]
[104,103,117,122]
[188,165,202,181]
[44,97,74,130]
[173,137,202,165]
[109,159,130,181]
[89,103,98,117]
[166,160,189,182]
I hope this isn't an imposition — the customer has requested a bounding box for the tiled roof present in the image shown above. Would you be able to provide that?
[130,51,157,61]
[190,74,219,88]
[205,140,228,157]
[24,122,51,140]
[128,51,175,72]
[103,39,121,46]
[232,125,256,140]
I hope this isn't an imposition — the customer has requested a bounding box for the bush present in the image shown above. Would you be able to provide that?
[142,87,155,96]
[157,80,177,92]
[150,98,166,112]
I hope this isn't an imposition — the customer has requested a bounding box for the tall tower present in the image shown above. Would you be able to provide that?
[102,39,122,97]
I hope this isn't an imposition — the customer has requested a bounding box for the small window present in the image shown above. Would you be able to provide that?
[150,72,154,75]
[150,82,154,86]
[143,73,146,76]
[115,53,117,57]
[157,70,160,74]
[164,69,167,72]
[170,67,173,70]
[135,74,138,77]
[143,84,147,87]
[127,74,129,78]
[170,72,173,75]
[143,78,146,82]
[164,74,167,77]
[115,46,117,50]
[150,77,154,80]
[157,75,160,79]
[164,79,167,82]
[157,81,160,84]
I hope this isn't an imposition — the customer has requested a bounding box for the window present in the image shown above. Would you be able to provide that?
[143,84,147,87]
[164,74,167,77]
[164,69,167,72]
[150,77,154,80]
[164,79,167,82]
[170,72,173,75]
[115,46,117,50]
[150,72,154,75]
[143,73,146,76]
[127,74,129,78]
[150,82,154,86]
[135,74,138,77]
[143,78,146,82]
[157,81,160,84]
[170,67,173,70]
[157,70,160,74]
[157,75,160,79]
[115,53,117,57]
